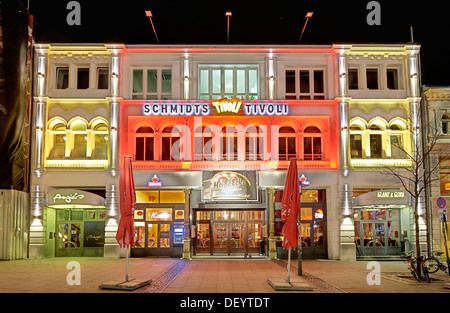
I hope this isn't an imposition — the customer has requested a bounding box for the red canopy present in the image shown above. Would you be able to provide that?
[116,156,136,248]
[281,159,300,250]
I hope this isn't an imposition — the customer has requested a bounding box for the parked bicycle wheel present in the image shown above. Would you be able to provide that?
[425,257,440,274]
[421,264,430,283]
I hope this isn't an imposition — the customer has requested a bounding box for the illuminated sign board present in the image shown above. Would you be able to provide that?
[148,174,162,187]
[142,100,289,116]
[377,191,405,199]
[202,170,258,201]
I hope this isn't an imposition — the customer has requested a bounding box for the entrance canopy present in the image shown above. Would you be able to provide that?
[47,189,105,208]
[353,189,411,209]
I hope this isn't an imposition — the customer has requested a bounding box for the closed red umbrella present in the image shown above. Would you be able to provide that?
[281,159,300,283]
[116,156,136,281]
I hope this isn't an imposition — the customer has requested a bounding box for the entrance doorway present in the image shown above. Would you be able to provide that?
[147,223,172,257]
[354,208,402,257]
[193,210,264,256]
[56,222,82,257]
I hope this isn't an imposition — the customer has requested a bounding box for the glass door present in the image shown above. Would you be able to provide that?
[230,223,245,254]
[247,222,262,254]
[196,223,212,255]
[56,223,82,257]
[213,223,228,255]
[359,221,386,256]
[147,223,171,257]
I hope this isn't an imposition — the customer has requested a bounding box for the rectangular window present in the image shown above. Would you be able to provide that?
[198,65,259,100]
[56,67,69,89]
[366,68,379,89]
[132,68,172,100]
[348,68,359,90]
[285,69,325,100]
[387,68,399,90]
[77,68,90,89]
[97,67,109,89]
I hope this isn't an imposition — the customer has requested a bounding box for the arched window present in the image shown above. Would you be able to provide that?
[442,114,450,134]
[48,119,67,159]
[135,126,154,161]
[349,124,363,158]
[245,125,265,161]
[278,126,296,161]
[92,121,108,159]
[303,126,322,161]
[70,119,88,159]
[194,125,214,161]
[221,125,238,160]
[389,121,407,159]
[161,126,180,161]
[369,124,382,159]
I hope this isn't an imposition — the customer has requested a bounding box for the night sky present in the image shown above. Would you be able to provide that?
[26,0,450,85]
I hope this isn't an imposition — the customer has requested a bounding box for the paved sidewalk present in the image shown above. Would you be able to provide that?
[0,257,449,293]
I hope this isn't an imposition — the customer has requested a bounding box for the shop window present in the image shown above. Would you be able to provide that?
[135,126,154,161]
[56,67,69,89]
[194,125,214,161]
[159,190,185,203]
[161,126,180,161]
[303,126,322,161]
[278,126,296,161]
[97,67,109,89]
[366,68,379,89]
[134,222,145,248]
[285,69,325,100]
[221,126,238,161]
[199,65,259,100]
[440,157,450,195]
[77,68,90,89]
[136,191,159,203]
[348,68,359,90]
[132,68,172,100]
[245,125,265,161]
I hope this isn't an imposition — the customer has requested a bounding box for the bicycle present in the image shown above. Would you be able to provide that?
[425,251,448,274]
[405,252,430,283]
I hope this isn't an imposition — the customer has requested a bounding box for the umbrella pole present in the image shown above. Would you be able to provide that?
[126,245,129,282]
[287,247,291,284]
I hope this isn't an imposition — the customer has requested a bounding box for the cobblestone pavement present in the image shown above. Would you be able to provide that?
[1,257,450,294]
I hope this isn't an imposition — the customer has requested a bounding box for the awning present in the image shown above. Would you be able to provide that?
[353,189,411,208]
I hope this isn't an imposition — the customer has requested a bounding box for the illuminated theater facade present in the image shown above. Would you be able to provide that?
[29,43,425,261]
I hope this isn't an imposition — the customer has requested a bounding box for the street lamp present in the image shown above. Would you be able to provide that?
[299,12,313,44]
[145,10,160,44]
[226,11,232,43]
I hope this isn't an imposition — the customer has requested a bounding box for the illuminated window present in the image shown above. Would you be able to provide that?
[194,125,214,161]
[92,120,108,159]
[440,157,450,195]
[389,122,407,159]
[198,65,259,100]
[70,119,88,159]
[245,125,265,161]
[48,119,67,159]
[132,68,172,100]
[135,126,154,161]
[278,126,296,161]
[285,69,325,100]
[303,126,322,161]
[161,126,180,161]
[221,126,238,161]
